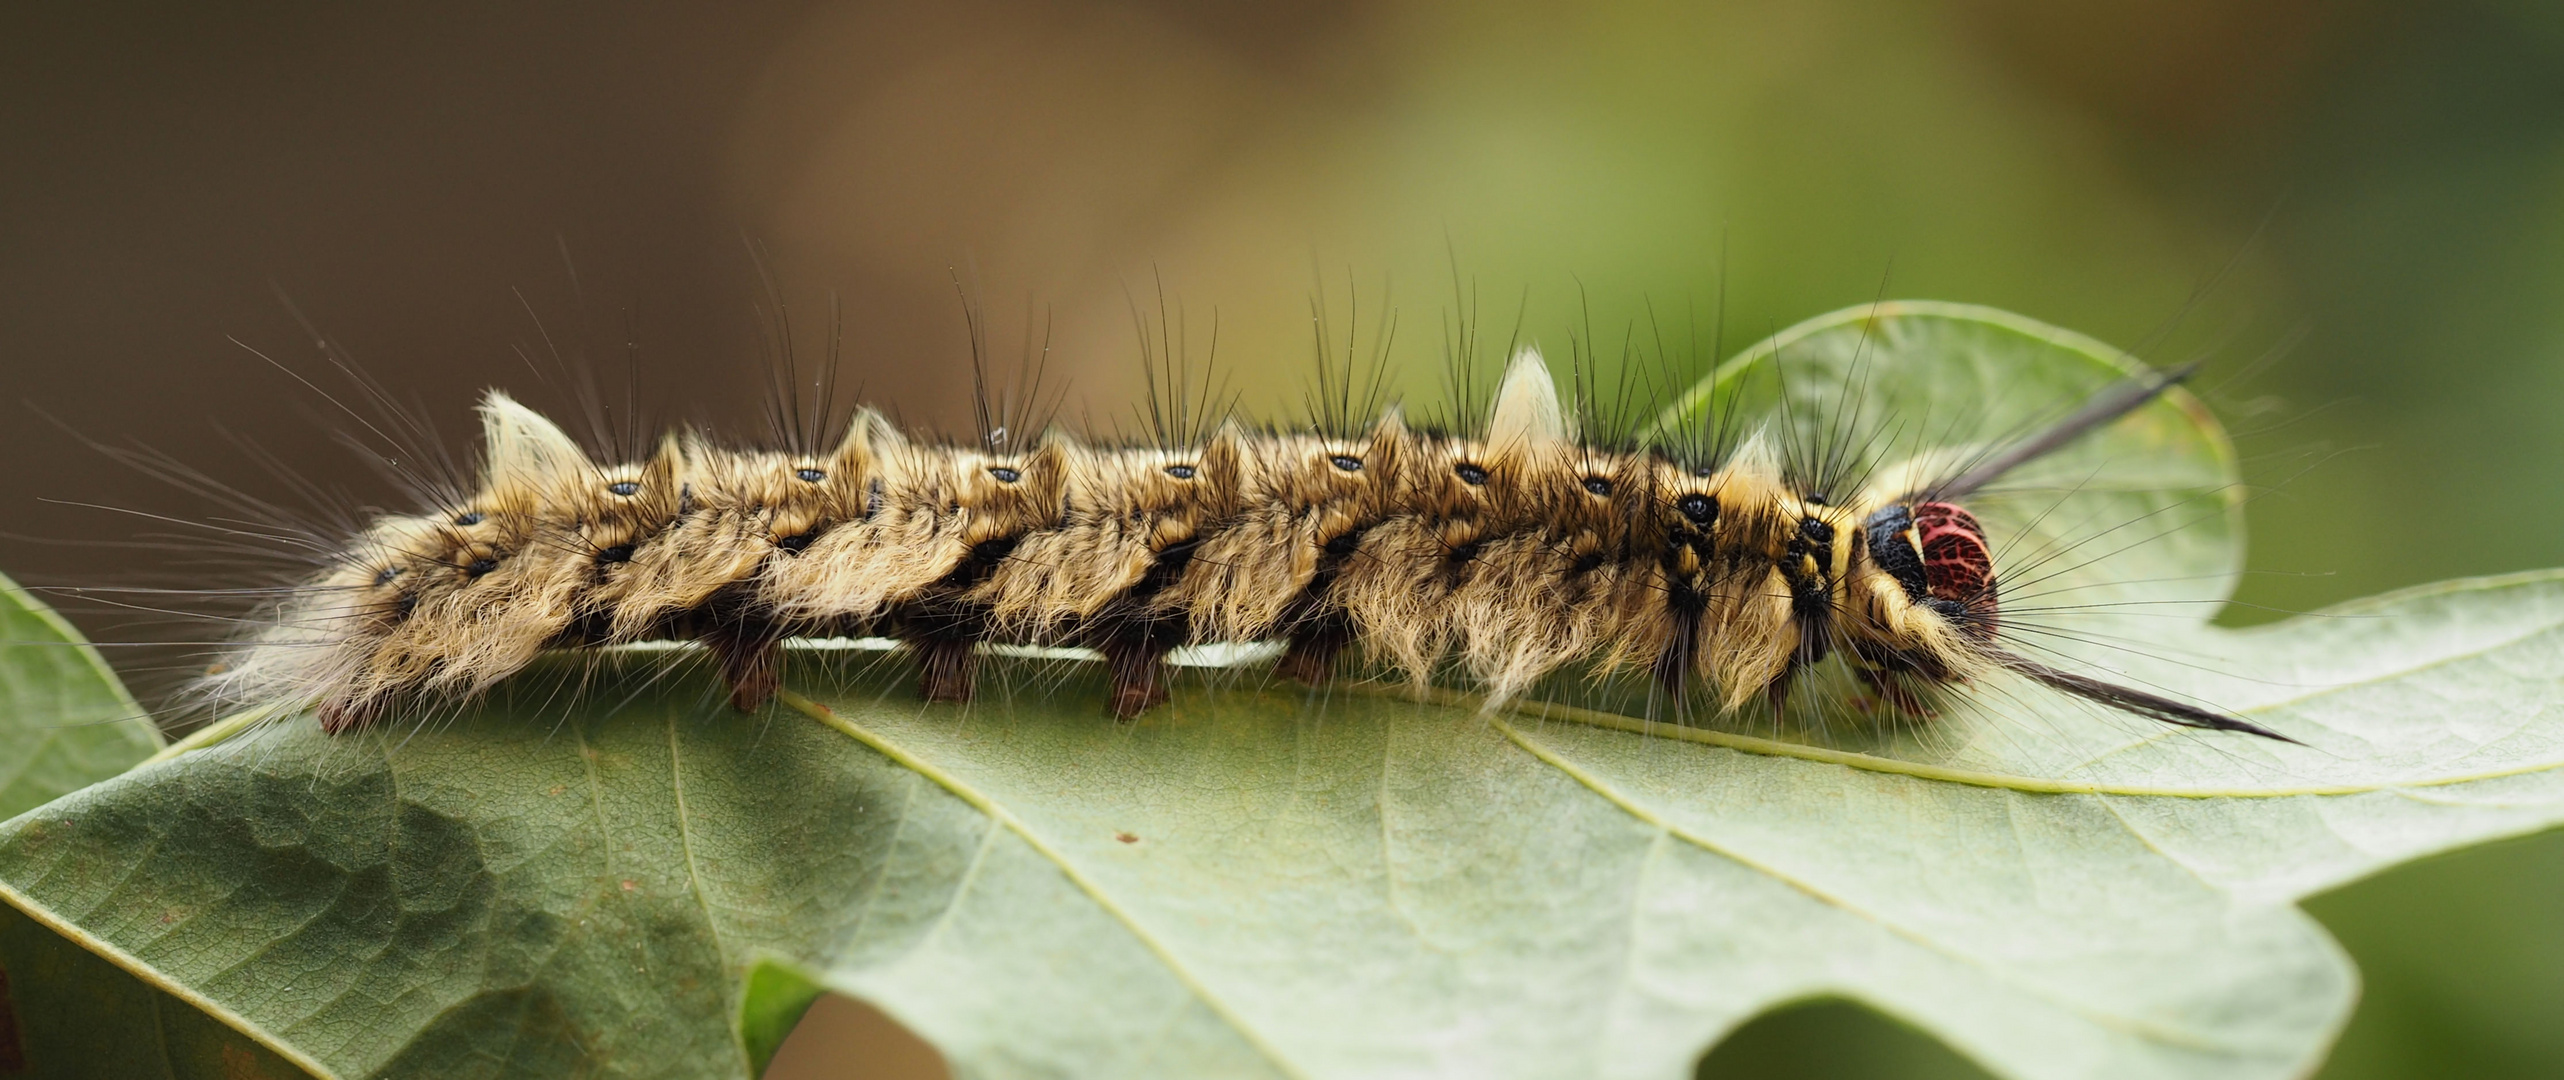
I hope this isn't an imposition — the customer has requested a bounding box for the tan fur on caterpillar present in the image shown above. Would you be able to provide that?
[200,333,2292,743]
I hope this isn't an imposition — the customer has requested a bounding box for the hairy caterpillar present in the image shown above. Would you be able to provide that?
[188,300,2292,744]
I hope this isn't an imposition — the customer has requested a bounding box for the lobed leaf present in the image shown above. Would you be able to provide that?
[0,572,159,820]
[3,306,2562,1080]
[0,571,313,1077]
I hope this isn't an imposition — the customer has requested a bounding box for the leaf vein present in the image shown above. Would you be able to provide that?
[779,689,1310,1080]
[1496,717,2269,1056]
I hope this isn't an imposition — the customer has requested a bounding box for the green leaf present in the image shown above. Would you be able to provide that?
[0,571,160,819]
[0,572,312,1077]
[0,903,311,1080]
[4,304,2563,1080]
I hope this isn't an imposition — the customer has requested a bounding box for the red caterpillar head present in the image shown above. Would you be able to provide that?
[1863,500,1999,636]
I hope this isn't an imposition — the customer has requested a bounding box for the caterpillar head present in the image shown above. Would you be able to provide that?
[1818,446,2004,673]
[1820,491,2004,689]
[1859,501,1998,632]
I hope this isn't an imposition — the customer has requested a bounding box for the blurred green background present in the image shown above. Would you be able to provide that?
[6,1,2564,1076]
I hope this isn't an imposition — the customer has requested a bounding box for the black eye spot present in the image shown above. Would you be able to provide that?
[1163,464,1197,480]
[372,566,401,586]
[1799,517,1835,543]
[1582,476,1612,496]
[776,532,815,554]
[1454,463,1489,486]
[598,544,634,564]
[454,512,484,526]
[466,557,500,577]
[1693,467,1717,478]
[795,468,825,483]
[1677,494,1717,526]
[988,466,1021,483]
[1804,492,1829,506]
[1330,455,1363,472]
[606,481,640,497]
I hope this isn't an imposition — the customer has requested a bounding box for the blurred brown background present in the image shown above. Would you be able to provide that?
[6,1,2564,1076]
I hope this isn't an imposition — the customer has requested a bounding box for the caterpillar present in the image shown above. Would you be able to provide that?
[188,301,2292,745]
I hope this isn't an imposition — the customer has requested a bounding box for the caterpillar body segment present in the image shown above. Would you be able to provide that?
[1163,416,1410,674]
[821,431,1076,704]
[963,432,1246,714]
[211,344,2290,742]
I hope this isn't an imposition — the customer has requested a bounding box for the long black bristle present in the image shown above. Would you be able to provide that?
[1991,648,2300,744]
[1927,361,2203,502]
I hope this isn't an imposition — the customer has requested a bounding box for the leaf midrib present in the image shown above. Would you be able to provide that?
[1486,693,2564,799]
[780,684,2269,1068]
[0,876,342,1079]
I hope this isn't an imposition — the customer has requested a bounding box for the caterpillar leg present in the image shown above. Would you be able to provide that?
[1853,666,1938,718]
[913,636,978,704]
[1099,622,1182,718]
[1649,603,1702,702]
[901,597,991,705]
[1275,616,1352,685]
[1762,662,1802,721]
[702,623,782,713]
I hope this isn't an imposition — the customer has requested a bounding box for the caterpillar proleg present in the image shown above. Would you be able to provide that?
[191,299,2292,744]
